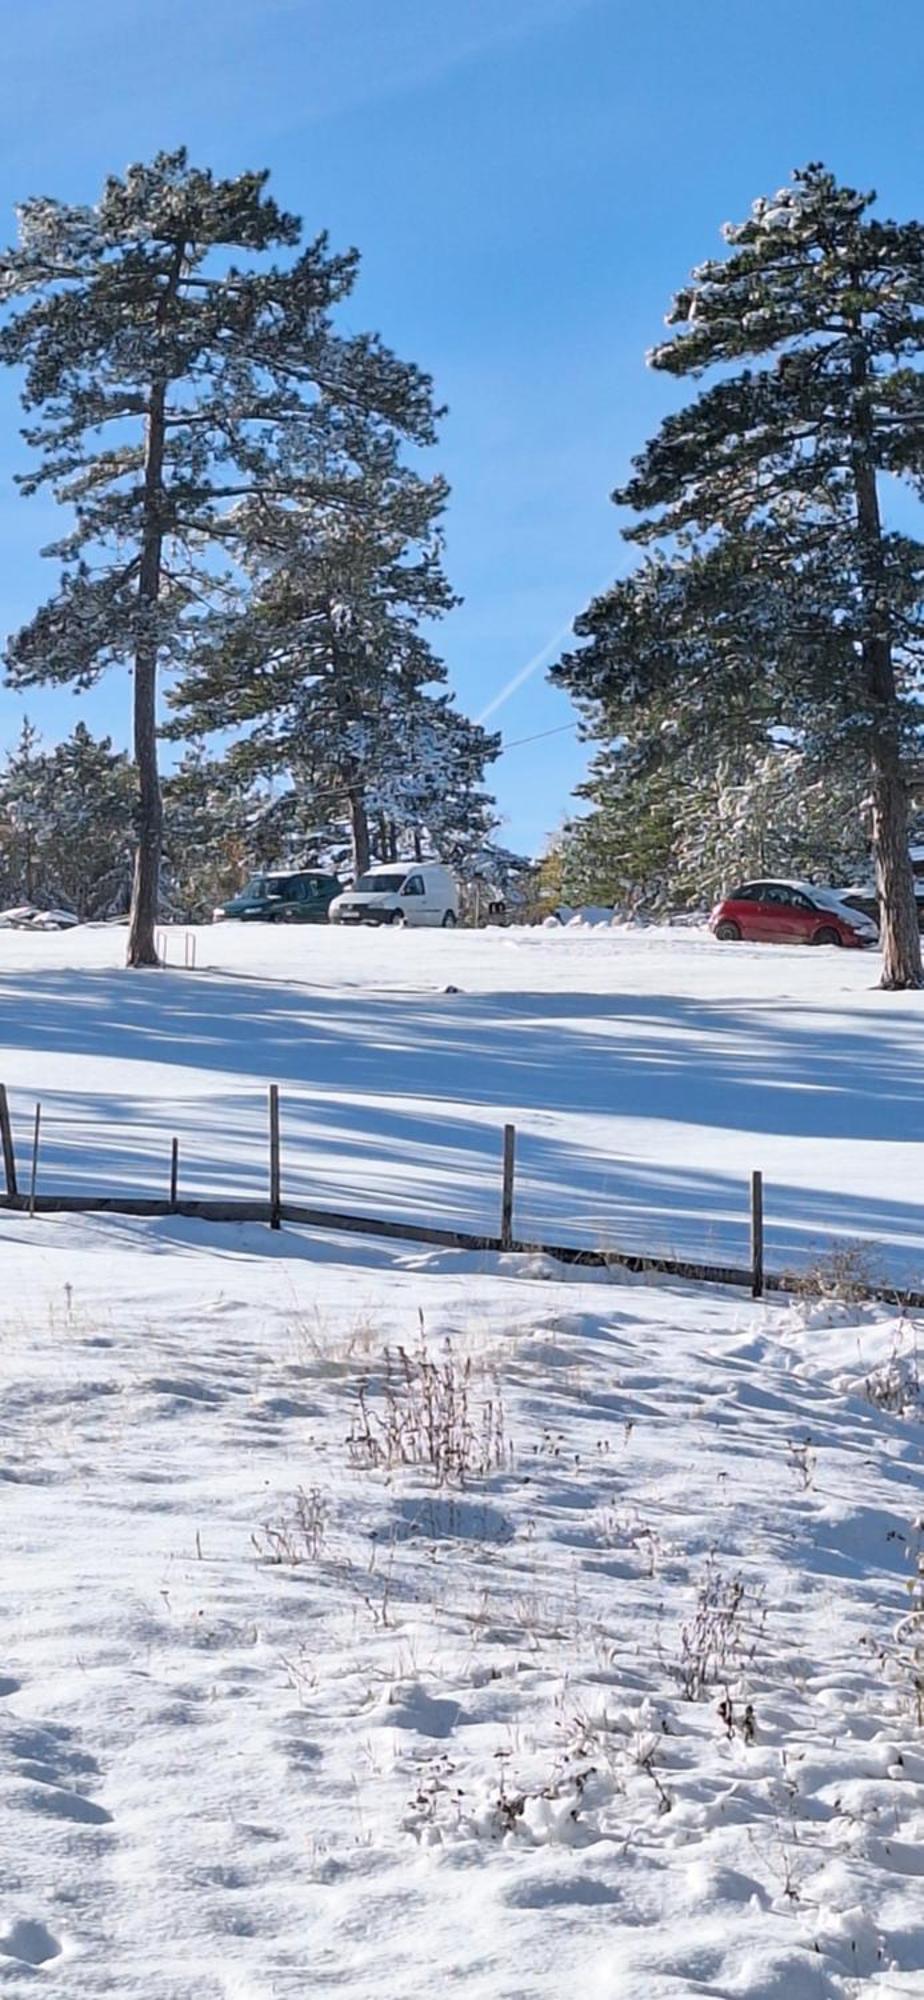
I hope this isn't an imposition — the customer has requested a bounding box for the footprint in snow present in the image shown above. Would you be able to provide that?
[0,1918,62,1967]
[374,1681,467,1739]
[2,1716,111,1828]
[0,1677,21,1698]
[12,1783,112,1826]
[144,1376,226,1405]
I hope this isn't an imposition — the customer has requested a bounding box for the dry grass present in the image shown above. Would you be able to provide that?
[347,1328,509,1486]
[783,1241,884,1304]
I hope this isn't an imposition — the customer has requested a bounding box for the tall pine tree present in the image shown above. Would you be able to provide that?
[0,150,439,963]
[554,165,924,987]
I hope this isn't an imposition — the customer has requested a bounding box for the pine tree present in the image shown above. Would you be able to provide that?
[0,721,136,916]
[161,746,250,921]
[0,150,439,963]
[0,718,45,904]
[44,724,136,916]
[168,461,467,880]
[362,688,501,868]
[558,723,870,913]
[554,165,924,987]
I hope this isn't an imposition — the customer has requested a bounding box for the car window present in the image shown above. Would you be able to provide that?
[403,875,425,897]
[356,872,406,893]
[732,884,761,904]
[789,891,815,911]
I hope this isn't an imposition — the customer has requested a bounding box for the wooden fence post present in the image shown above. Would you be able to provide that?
[29,1103,41,1219]
[269,1085,281,1230]
[750,1170,764,1299]
[501,1123,516,1250]
[0,1085,18,1202]
[170,1137,179,1209]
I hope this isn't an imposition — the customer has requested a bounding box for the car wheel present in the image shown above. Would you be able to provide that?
[715,920,741,942]
[441,910,457,928]
[391,910,407,927]
[812,926,841,946]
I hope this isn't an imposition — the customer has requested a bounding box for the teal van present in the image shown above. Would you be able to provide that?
[213,870,342,924]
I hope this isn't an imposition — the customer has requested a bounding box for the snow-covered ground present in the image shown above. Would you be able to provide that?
[2,924,924,1995]
[1,919,923,1279]
[2,1218,923,1997]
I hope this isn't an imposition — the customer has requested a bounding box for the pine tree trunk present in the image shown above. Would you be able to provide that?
[870,720,921,987]
[128,633,163,967]
[127,243,185,969]
[348,784,370,880]
[127,391,165,967]
[849,336,922,989]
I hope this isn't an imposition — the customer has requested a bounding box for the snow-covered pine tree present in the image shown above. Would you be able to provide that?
[0,719,45,904]
[361,688,501,869]
[0,149,439,963]
[160,746,252,921]
[43,724,136,916]
[0,721,135,916]
[559,720,870,914]
[554,165,924,987]
[168,462,468,881]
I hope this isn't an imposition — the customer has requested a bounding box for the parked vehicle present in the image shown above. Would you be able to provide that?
[329,862,459,928]
[213,870,341,924]
[709,880,878,949]
[839,880,924,933]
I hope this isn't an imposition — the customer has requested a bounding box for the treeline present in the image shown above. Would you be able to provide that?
[0,720,531,923]
[550,743,872,916]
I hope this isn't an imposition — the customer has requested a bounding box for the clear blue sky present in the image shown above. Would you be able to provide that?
[1,0,922,854]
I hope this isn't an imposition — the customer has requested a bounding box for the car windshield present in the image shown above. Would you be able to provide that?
[243,876,293,900]
[355,872,407,894]
[805,885,855,915]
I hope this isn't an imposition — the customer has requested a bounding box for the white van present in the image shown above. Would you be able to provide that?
[329,862,459,929]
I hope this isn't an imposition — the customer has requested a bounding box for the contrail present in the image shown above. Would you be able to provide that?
[476,617,576,725]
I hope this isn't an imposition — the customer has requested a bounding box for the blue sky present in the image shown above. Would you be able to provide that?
[1,0,922,854]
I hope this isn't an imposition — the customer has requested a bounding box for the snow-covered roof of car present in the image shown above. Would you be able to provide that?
[741,878,860,908]
[364,859,447,873]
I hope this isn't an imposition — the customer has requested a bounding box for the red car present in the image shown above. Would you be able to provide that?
[709,879,878,949]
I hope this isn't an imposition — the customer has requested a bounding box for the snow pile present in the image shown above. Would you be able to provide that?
[0,904,78,931]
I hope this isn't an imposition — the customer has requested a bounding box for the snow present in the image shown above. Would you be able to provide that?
[2,1216,923,1994]
[0,919,922,1280]
[1,922,924,1994]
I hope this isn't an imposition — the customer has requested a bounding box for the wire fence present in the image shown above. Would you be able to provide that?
[2,1080,922,1309]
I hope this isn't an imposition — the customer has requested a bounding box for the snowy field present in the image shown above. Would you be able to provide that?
[1,919,923,1279]
[2,1219,924,1997]
[2,924,924,1996]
